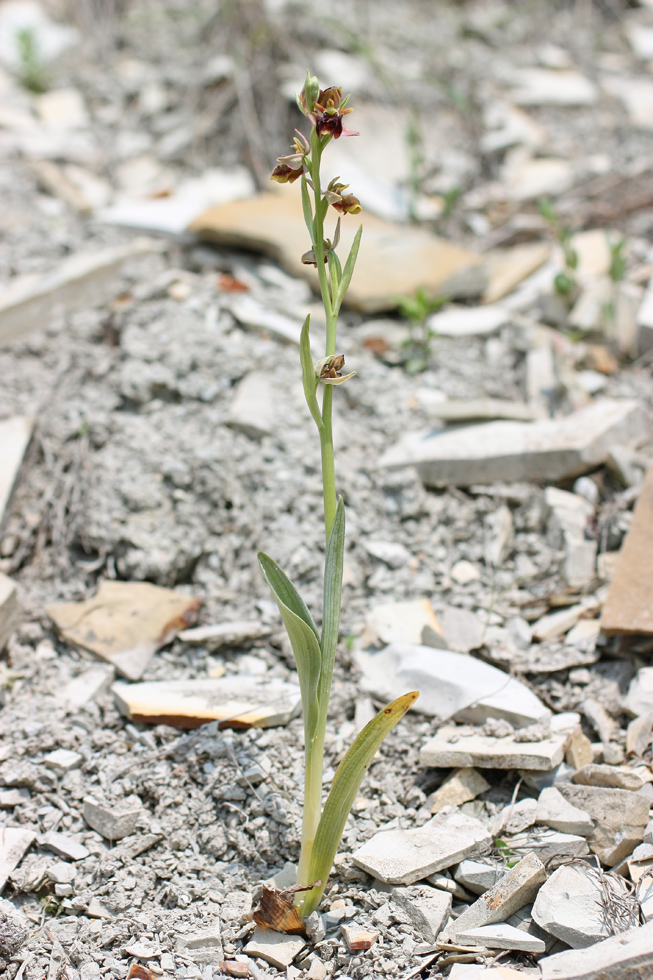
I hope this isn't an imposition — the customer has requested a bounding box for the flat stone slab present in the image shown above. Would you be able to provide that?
[47,580,201,681]
[189,187,484,314]
[113,676,301,729]
[244,927,305,969]
[540,920,653,980]
[391,885,452,942]
[456,922,545,954]
[430,768,491,815]
[0,238,160,348]
[0,416,34,525]
[601,466,653,635]
[355,644,549,729]
[352,810,492,885]
[0,573,19,652]
[420,725,569,771]
[557,784,649,866]
[178,620,271,650]
[533,864,631,949]
[450,854,546,939]
[379,399,646,487]
[536,786,594,836]
[0,828,35,892]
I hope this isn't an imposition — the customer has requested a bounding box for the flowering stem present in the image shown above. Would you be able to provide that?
[309,129,338,543]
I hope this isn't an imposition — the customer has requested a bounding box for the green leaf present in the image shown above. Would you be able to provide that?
[258,552,322,739]
[299,315,324,432]
[318,497,345,710]
[301,176,315,245]
[335,224,362,311]
[300,690,419,915]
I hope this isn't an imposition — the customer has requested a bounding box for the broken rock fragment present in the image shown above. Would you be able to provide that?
[379,399,645,487]
[456,922,545,954]
[601,465,653,635]
[47,580,201,681]
[0,416,34,525]
[390,885,452,942]
[354,644,549,729]
[430,767,491,815]
[420,725,568,771]
[539,920,653,980]
[557,784,649,866]
[352,810,491,885]
[533,864,635,949]
[535,786,593,836]
[0,830,35,893]
[0,574,19,652]
[113,676,301,729]
[243,927,305,970]
[83,796,144,841]
[450,854,546,939]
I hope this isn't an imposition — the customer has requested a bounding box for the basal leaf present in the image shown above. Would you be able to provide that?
[300,690,419,915]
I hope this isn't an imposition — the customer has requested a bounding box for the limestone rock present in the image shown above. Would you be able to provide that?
[539,920,653,980]
[451,854,547,939]
[420,725,569,771]
[557,784,649,865]
[536,786,594,836]
[534,864,636,949]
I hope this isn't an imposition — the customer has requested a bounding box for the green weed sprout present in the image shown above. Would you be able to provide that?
[538,197,578,298]
[15,27,49,94]
[258,72,418,919]
[396,288,447,373]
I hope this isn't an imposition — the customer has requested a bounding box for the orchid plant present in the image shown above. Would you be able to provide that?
[257,73,418,920]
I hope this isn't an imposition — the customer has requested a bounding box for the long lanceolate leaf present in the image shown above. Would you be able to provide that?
[318,497,345,715]
[258,552,321,741]
[300,690,419,916]
[335,224,362,313]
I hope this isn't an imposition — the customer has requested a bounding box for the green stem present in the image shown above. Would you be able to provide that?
[319,386,336,542]
[297,726,325,888]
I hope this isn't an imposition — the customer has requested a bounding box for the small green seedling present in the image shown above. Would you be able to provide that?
[494,837,519,869]
[260,72,418,919]
[538,197,578,299]
[15,27,49,94]
[396,288,447,373]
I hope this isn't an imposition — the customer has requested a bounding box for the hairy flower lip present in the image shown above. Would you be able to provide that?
[271,163,303,184]
[315,354,356,384]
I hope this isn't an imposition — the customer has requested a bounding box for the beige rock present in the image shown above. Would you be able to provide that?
[602,77,653,129]
[227,371,275,440]
[565,728,594,769]
[601,466,653,635]
[482,242,551,304]
[531,605,586,642]
[47,580,201,681]
[627,712,653,757]
[430,768,491,814]
[536,787,594,836]
[0,828,35,892]
[0,416,34,523]
[509,68,599,106]
[0,238,160,348]
[0,574,19,652]
[112,676,301,730]
[178,621,271,650]
[360,599,444,649]
[340,925,377,951]
[189,188,484,314]
[539,920,653,980]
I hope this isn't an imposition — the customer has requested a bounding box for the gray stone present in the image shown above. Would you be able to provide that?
[427,305,510,337]
[0,897,27,956]
[533,864,633,949]
[227,371,274,440]
[430,768,491,815]
[0,238,160,348]
[505,828,589,864]
[572,764,644,791]
[0,789,29,808]
[420,724,568,771]
[42,832,89,862]
[352,810,492,885]
[178,620,270,650]
[626,669,653,719]
[46,862,76,885]
[498,798,538,835]
[536,786,594,836]
[450,853,546,939]
[83,796,144,841]
[557,784,649,866]
[440,607,484,654]
[57,665,115,710]
[379,400,646,487]
[454,860,503,896]
[0,573,19,652]
[364,539,411,569]
[390,885,452,942]
[42,749,83,773]
[456,922,546,953]
[360,599,445,649]
[0,828,35,892]
[426,399,537,423]
[244,927,305,969]
[539,920,653,980]
[355,644,549,729]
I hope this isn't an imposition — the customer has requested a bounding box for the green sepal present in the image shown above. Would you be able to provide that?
[299,690,419,915]
[335,224,362,312]
[299,314,324,432]
[257,552,322,741]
